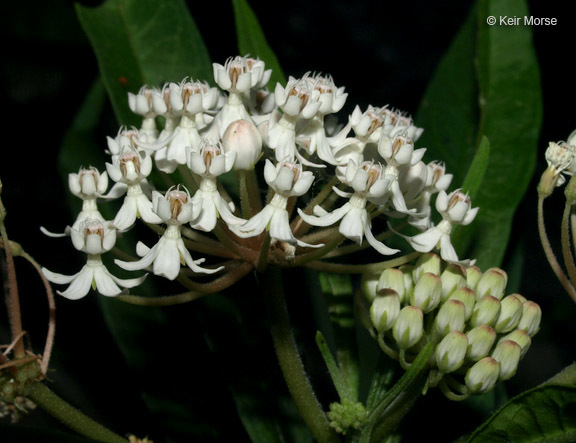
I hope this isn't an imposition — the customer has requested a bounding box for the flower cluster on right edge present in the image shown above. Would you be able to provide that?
[360,252,542,400]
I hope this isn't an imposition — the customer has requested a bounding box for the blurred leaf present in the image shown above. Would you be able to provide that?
[467,364,576,442]
[318,272,360,401]
[76,0,212,125]
[466,0,542,269]
[416,0,541,269]
[415,4,478,190]
[232,0,286,87]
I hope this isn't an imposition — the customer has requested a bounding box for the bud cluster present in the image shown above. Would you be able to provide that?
[361,252,542,399]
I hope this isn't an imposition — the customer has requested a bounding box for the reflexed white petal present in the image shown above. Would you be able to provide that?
[177,240,222,274]
[363,218,400,255]
[42,267,81,285]
[233,205,275,238]
[340,208,365,243]
[269,208,292,242]
[115,242,159,271]
[40,226,71,238]
[440,233,460,262]
[114,197,139,230]
[93,265,123,296]
[410,227,443,252]
[136,241,151,257]
[298,203,351,227]
[215,196,245,226]
[110,271,148,289]
[153,238,181,280]
[101,182,128,200]
[57,266,94,300]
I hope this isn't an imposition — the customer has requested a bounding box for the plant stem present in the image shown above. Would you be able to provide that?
[237,169,262,218]
[561,202,576,290]
[0,192,25,359]
[537,195,576,302]
[26,382,128,443]
[262,267,339,443]
[304,252,420,274]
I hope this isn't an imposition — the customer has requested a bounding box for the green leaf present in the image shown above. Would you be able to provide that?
[76,0,212,125]
[467,365,576,442]
[415,4,479,190]
[316,331,354,401]
[466,0,542,269]
[232,0,286,87]
[416,0,541,269]
[318,272,360,401]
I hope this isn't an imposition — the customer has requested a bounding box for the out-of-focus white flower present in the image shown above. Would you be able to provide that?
[409,189,479,263]
[42,219,146,299]
[213,55,270,94]
[299,160,399,255]
[232,159,320,248]
[544,140,576,187]
[187,140,246,231]
[115,187,222,280]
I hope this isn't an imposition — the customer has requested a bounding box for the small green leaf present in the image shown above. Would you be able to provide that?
[232,0,286,87]
[316,331,354,401]
[76,0,213,125]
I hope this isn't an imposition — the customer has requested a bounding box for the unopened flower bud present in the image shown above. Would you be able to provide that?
[499,329,531,358]
[448,287,476,320]
[466,265,483,290]
[465,357,500,394]
[492,340,521,380]
[361,273,380,303]
[370,291,401,333]
[517,301,542,337]
[475,268,508,300]
[494,294,523,333]
[435,331,468,374]
[470,295,501,328]
[434,299,466,337]
[400,265,415,296]
[222,119,262,170]
[393,306,424,349]
[410,272,442,313]
[412,253,441,281]
[377,268,407,303]
[440,263,467,301]
[466,325,497,361]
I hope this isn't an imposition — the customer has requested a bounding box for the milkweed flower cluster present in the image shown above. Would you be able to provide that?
[41,54,477,300]
[360,253,542,400]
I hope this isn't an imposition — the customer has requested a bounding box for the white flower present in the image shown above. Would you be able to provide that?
[187,140,246,231]
[105,146,161,230]
[409,189,478,263]
[232,159,320,248]
[221,119,263,170]
[128,85,160,139]
[299,160,399,255]
[42,219,146,299]
[544,140,576,186]
[213,55,270,94]
[115,187,222,280]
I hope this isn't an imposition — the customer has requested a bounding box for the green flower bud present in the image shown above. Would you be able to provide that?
[413,253,441,281]
[361,272,380,303]
[410,272,442,313]
[400,264,415,296]
[494,294,523,333]
[499,329,531,358]
[475,268,508,301]
[435,331,468,374]
[434,299,466,337]
[440,263,467,301]
[448,287,476,320]
[327,398,367,435]
[470,295,501,328]
[510,293,527,304]
[517,301,542,337]
[492,339,521,380]
[466,265,483,290]
[465,357,500,394]
[393,306,424,349]
[370,290,401,333]
[466,325,497,361]
[377,268,407,303]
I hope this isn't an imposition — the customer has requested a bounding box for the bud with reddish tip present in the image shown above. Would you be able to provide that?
[222,119,262,170]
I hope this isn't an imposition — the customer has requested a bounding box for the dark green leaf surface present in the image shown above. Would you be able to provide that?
[76,0,212,126]
[232,0,286,87]
[468,365,576,442]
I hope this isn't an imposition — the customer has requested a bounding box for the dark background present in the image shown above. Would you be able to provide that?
[1,0,575,441]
